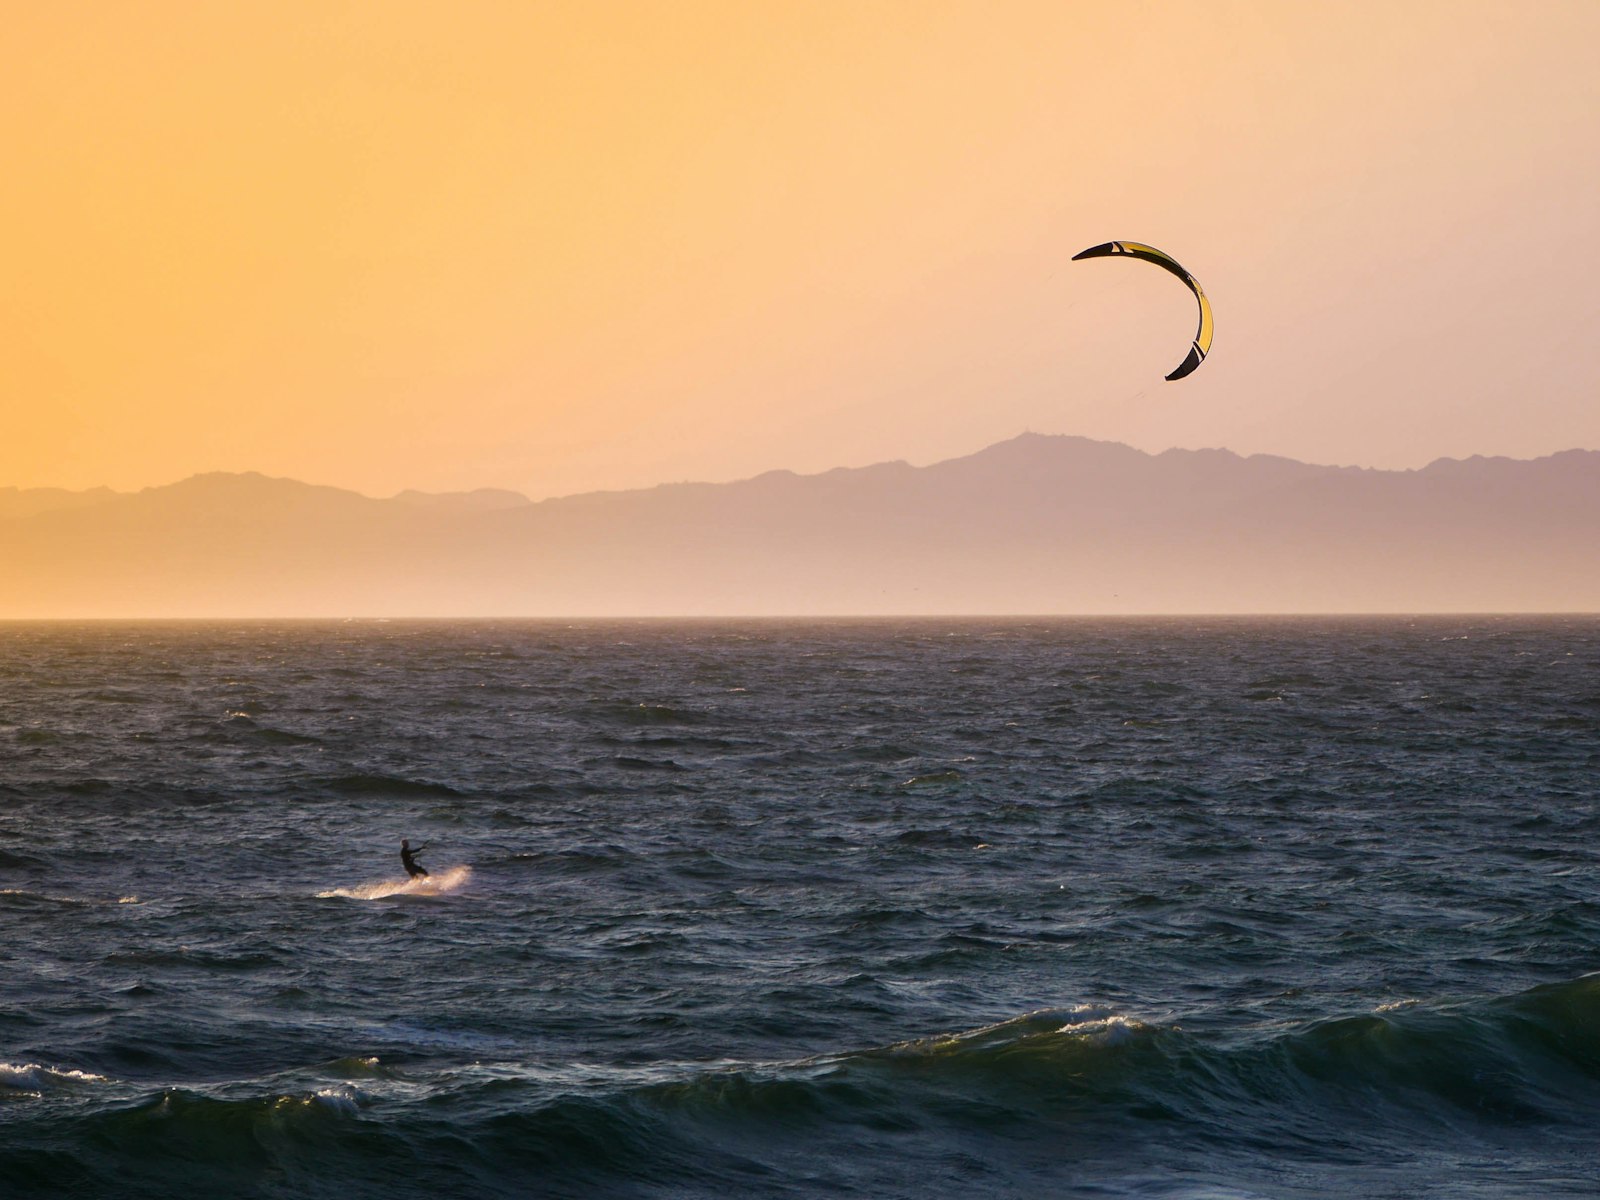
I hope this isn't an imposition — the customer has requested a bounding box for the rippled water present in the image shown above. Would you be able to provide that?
[2,617,1598,1198]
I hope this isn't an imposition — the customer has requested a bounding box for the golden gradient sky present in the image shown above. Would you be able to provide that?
[5,0,1598,499]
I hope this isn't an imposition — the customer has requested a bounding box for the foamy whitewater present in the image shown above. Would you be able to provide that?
[2,618,1598,1198]
[317,864,473,900]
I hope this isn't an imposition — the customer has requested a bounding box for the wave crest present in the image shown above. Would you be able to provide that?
[0,1062,111,1096]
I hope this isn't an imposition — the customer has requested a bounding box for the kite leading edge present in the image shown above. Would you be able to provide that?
[1072,241,1213,381]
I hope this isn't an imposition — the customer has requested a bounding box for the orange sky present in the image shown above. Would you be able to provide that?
[5,0,1598,499]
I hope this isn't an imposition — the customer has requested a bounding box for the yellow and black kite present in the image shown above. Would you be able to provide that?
[1072,241,1213,381]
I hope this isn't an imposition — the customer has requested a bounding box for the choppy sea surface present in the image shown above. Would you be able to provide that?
[2,617,1598,1199]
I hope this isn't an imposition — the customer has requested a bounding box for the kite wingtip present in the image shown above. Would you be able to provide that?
[1164,345,1205,382]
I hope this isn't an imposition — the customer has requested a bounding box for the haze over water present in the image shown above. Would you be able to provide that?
[3,617,1598,1198]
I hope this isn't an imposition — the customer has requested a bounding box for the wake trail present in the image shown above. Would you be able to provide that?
[317,864,472,900]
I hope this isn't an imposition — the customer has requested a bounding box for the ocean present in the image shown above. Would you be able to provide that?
[1,617,1597,1198]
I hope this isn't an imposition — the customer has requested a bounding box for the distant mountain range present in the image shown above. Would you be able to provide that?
[3,434,1597,616]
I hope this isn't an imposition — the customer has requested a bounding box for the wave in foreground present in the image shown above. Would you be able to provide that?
[4,974,1598,1198]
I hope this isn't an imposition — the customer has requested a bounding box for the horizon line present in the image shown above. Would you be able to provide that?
[3,611,1598,623]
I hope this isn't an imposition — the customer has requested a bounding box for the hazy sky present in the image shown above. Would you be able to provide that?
[6,0,1597,499]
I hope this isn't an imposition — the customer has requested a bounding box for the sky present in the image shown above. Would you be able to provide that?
[5,0,1598,500]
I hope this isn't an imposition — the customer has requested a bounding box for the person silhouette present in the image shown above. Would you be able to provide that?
[400,839,429,879]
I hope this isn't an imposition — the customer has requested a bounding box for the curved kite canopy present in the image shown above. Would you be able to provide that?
[1072,241,1213,381]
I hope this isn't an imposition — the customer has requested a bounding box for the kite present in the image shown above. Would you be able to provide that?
[1072,241,1213,381]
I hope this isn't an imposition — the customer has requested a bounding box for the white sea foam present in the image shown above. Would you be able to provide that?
[0,888,129,907]
[268,1086,363,1117]
[0,1062,110,1095]
[1375,998,1421,1013]
[317,864,472,900]
[1056,1014,1146,1045]
[310,1086,362,1115]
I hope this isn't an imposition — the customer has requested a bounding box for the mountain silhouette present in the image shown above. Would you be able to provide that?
[2,435,1596,616]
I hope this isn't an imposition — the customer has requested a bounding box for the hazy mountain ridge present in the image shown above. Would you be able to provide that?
[0,473,533,519]
[0,484,122,521]
[2,435,1596,616]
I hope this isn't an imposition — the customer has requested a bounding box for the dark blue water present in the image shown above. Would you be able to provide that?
[2,618,1598,1198]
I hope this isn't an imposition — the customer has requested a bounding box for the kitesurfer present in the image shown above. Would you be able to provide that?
[400,839,429,879]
